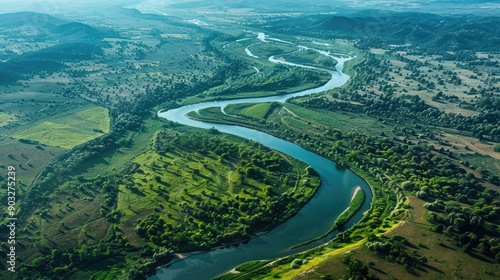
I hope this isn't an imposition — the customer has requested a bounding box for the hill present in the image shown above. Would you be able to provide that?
[0,11,66,29]
[262,12,500,52]
[0,12,118,84]
[315,12,500,50]
[48,22,119,42]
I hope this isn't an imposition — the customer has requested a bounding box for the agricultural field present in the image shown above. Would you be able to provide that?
[0,136,65,195]
[224,102,278,120]
[364,48,499,117]
[0,92,110,199]
[0,112,14,126]
[12,106,109,149]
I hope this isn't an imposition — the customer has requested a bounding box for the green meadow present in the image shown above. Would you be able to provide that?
[0,112,14,126]
[13,106,110,149]
[224,102,277,120]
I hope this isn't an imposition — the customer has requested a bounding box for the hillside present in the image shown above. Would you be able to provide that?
[0,12,118,84]
[261,12,500,52]
[0,12,66,29]
[48,22,119,42]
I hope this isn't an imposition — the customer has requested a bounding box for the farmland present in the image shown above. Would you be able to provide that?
[12,106,109,149]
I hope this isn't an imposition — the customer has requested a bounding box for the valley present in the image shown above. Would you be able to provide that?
[0,1,498,280]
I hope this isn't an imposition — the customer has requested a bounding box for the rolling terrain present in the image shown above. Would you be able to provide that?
[0,2,498,280]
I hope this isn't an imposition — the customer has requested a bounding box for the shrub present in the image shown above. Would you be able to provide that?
[416,190,427,199]
[493,143,500,153]
[290,258,303,269]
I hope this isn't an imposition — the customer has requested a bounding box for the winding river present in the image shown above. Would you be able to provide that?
[152,33,372,280]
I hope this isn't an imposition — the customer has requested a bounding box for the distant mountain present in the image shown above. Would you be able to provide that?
[313,13,500,51]
[48,22,119,41]
[0,12,67,29]
[138,0,499,15]
[115,7,184,22]
[165,0,340,13]
[263,12,500,52]
[0,12,119,84]
[0,12,118,42]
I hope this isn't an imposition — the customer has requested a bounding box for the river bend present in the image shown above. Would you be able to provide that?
[153,32,372,280]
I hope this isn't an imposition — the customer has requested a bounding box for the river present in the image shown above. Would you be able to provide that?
[153,32,372,280]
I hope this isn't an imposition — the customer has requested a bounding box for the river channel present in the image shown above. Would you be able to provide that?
[153,33,372,280]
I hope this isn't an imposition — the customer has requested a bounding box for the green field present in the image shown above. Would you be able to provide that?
[13,106,110,149]
[277,103,394,136]
[224,102,277,120]
[281,49,338,69]
[77,117,164,179]
[0,112,14,126]
[246,42,298,59]
[0,137,65,199]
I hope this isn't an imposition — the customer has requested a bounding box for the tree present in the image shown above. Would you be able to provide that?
[51,249,62,260]
[208,127,220,134]
[31,256,48,268]
[416,190,427,199]
[463,242,473,253]
[401,181,415,191]
[434,224,444,233]
[494,144,500,153]
[453,218,467,233]
[487,174,499,184]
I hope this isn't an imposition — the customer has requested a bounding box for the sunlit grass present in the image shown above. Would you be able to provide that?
[13,106,110,149]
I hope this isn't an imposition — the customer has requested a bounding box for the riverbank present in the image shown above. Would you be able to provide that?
[290,186,365,250]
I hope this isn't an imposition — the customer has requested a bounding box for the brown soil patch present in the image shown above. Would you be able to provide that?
[442,133,500,160]
[370,48,387,55]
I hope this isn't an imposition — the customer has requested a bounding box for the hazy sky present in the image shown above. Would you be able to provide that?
[1,0,499,15]
[0,0,138,13]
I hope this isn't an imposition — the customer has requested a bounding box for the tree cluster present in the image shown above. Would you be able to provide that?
[296,92,500,142]
[136,132,313,251]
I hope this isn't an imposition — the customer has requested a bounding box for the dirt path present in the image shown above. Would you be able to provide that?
[282,106,299,118]
[444,132,499,160]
